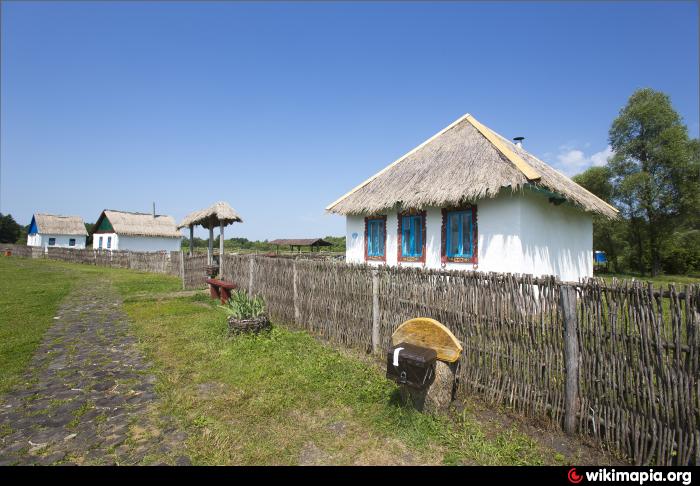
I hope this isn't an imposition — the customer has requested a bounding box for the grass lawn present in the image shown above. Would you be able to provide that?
[1,256,612,465]
[0,257,76,393]
[596,272,700,286]
[0,257,180,393]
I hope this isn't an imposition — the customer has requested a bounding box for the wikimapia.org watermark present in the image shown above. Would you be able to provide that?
[568,468,692,485]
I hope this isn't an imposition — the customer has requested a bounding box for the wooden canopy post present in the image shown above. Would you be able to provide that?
[189,225,194,257]
[219,221,225,266]
[208,225,214,265]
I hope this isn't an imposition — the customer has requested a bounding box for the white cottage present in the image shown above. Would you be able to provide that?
[91,209,181,252]
[27,213,88,249]
[326,114,618,282]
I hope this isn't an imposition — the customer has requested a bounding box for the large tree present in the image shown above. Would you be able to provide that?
[608,88,695,276]
[573,166,625,272]
[0,213,22,244]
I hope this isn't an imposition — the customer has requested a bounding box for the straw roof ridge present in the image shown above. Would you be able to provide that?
[325,114,618,218]
[34,213,88,236]
[177,201,243,229]
[98,210,181,238]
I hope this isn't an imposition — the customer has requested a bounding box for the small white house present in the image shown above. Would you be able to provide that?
[91,209,181,252]
[326,114,618,282]
[27,213,88,249]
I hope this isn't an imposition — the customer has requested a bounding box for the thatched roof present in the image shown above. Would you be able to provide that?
[33,213,87,236]
[94,210,181,238]
[326,114,618,218]
[177,201,243,230]
[269,238,333,247]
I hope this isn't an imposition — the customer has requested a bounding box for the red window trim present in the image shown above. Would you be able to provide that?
[397,210,427,263]
[441,205,478,264]
[364,215,387,262]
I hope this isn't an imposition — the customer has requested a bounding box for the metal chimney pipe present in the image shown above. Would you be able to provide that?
[513,136,525,148]
[152,202,155,218]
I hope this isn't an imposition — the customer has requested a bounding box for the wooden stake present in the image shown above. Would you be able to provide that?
[248,257,254,296]
[180,251,185,290]
[220,222,225,267]
[372,268,380,355]
[560,284,580,434]
[293,260,300,324]
[208,226,214,265]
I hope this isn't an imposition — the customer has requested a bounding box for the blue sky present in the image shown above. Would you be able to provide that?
[1,1,698,240]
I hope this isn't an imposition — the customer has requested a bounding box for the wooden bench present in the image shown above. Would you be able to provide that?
[205,278,238,304]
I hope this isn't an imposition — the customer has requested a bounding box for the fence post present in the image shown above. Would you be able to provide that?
[180,251,185,290]
[293,260,300,324]
[372,268,380,355]
[560,283,580,435]
[248,257,254,296]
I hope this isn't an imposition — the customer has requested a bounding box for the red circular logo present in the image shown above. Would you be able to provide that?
[568,468,583,484]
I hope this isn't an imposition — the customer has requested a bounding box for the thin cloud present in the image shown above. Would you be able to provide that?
[554,145,613,176]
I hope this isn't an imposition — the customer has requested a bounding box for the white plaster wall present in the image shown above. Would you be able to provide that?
[93,233,118,250]
[93,233,180,252]
[519,191,592,282]
[346,216,365,264]
[28,234,86,249]
[344,191,593,281]
[117,236,181,252]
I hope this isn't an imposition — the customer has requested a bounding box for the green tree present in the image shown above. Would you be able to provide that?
[608,88,695,276]
[573,167,625,272]
[0,213,22,244]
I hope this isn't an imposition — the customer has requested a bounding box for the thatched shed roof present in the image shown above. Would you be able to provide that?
[326,114,618,218]
[94,210,181,238]
[177,201,243,230]
[33,213,88,236]
[269,238,333,247]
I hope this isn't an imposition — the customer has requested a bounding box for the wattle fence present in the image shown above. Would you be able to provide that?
[3,244,699,465]
[220,254,700,466]
[1,244,207,289]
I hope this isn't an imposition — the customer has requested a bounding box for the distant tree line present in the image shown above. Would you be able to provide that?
[182,235,346,253]
[573,88,700,277]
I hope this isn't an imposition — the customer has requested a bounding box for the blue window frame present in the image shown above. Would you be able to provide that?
[365,217,386,260]
[48,238,56,246]
[399,212,425,260]
[69,238,76,247]
[445,209,474,259]
[98,236,103,249]
[107,237,112,249]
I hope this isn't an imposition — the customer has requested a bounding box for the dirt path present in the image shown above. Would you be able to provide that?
[0,280,190,465]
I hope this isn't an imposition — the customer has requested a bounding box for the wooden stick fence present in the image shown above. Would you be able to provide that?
[1,244,208,289]
[218,254,699,466]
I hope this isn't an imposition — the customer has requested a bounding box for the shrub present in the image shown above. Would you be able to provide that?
[218,290,266,319]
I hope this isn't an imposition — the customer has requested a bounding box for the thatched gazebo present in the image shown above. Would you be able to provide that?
[177,201,243,265]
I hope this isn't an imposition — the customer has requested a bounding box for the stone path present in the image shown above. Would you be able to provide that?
[0,280,190,465]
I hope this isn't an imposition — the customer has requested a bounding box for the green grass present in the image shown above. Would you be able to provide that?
[0,258,76,393]
[0,256,593,465]
[596,272,700,287]
[0,257,180,393]
[123,293,566,465]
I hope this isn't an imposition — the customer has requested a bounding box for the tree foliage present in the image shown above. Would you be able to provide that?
[575,88,700,276]
[0,213,22,244]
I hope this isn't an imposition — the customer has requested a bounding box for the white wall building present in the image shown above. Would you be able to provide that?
[91,209,181,252]
[27,213,88,249]
[327,114,618,282]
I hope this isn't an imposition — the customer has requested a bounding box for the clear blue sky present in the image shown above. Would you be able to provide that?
[2,1,698,240]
